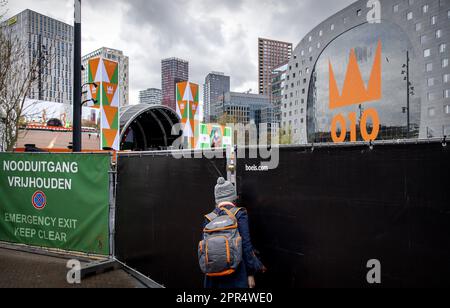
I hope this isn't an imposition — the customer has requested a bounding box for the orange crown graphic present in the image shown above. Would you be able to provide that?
[329,40,382,109]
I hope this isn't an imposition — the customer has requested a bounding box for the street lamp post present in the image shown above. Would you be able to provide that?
[81,82,98,106]
[72,0,82,152]
[401,51,415,139]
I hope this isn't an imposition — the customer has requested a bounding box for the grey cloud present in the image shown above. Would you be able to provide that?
[10,0,359,102]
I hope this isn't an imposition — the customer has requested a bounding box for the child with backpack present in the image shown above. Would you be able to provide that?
[199,177,266,288]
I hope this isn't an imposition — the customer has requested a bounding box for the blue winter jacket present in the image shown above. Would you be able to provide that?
[203,203,264,289]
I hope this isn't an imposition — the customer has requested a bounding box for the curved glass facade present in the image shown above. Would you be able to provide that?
[307,22,421,143]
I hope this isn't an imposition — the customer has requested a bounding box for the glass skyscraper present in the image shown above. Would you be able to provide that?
[4,9,73,104]
[203,72,230,123]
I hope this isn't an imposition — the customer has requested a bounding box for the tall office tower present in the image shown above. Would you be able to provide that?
[4,10,74,104]
[161,58,189,111]
[258,38,292,101]
[139,88,162,105]
[82,47,129,107]
[203,72,230,123]
[216,92,272,126]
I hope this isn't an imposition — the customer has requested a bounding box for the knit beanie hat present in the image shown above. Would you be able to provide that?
[214,177,237,204]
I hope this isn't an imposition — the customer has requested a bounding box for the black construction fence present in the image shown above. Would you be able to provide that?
[115,140,450,288]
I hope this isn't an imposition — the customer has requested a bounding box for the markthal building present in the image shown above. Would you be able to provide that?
[284,0,450,144]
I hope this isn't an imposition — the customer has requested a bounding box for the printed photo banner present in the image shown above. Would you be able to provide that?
[195,123,233,150]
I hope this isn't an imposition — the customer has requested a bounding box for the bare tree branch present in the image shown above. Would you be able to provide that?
[0,5,56,151]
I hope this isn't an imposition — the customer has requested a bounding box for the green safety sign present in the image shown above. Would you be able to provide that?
[0,153,110,255]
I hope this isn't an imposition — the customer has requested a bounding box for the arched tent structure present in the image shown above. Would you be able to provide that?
[120,104,181,151]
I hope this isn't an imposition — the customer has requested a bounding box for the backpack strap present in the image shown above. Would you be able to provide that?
[222,207,242,222]
[205,212,218,222]
[206,204,242,222]
[229,207,242,217]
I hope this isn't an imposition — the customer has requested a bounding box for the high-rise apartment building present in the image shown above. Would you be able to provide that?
[82,47,129,107]
[203,72,230,123]
[271,61,289,125]
[3,9,73,104]
[161,58,189,111]
[258,38,292,101]
[139,88,162,105]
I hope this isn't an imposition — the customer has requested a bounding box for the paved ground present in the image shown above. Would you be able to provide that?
[16,130,100,150]
[0,248,144,288]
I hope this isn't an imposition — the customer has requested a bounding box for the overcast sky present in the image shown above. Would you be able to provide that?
[5,0,355,104]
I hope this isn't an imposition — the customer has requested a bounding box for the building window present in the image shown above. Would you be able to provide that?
[428,92,438,101]
[426,63,433,72]
[421,35,427,44]
[445,105,450,114]
[407,12,413,20]
[423,5,429,14]
[444,74,450,83]
[428,107,436,117]
[301,50,304,56]
[331,24,335,31]
[431,16,437,25]
[424,49,431,58]
[317,42,321,49]
[443,58,449,68]
[445,89,450,98]
[440,44,447,53]
[319,30,323,37]
[393,4,399,13]
[436,29,442,39]
[428,78,435,87]
[357,9,362,16]
[308,36,312,42]
[343,17,347,24]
